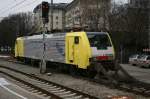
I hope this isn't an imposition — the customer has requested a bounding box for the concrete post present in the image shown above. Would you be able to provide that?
[40,23,47,74]
[148,4,150,48]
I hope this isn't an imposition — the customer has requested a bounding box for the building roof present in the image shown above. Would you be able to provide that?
[65,0,79,11]
[33,3,68,13]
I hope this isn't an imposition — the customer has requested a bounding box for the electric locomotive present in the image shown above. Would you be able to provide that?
[15,32,115,76]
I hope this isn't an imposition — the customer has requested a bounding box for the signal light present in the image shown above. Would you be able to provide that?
[42,1,49,23]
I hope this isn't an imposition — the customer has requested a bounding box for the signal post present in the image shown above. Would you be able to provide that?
[40,1,49,74]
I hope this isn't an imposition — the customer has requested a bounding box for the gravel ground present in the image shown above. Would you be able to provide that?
[39,73,148,99]
[121,64,150,83]
[0,59,149,99]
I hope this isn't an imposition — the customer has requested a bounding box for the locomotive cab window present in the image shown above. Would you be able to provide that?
[147,56,150,60]
[87,33,111,49]
[74,36,79,44]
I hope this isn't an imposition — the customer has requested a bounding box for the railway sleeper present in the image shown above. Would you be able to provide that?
[60,93,77,98]
[48,87,61,91]
[64,95,83,99]
[55,91,71,95]
[51,89,66,93]
[145,90,150,94]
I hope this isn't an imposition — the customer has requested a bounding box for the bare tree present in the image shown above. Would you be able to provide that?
[0,12,34,49]
[108,2,149,62]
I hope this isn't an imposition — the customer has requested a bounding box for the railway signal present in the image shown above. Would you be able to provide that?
[42,1,49,23]
[40,1,49,74]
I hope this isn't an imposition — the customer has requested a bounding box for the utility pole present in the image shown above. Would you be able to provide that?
[148,0,150,48]
[51,0,53,32]
[40,23,47,73]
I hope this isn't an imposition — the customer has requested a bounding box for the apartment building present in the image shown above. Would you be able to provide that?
[33,0,111,32]
[33,3,67,32]
[65,0,81,30]
[65,0,111,31]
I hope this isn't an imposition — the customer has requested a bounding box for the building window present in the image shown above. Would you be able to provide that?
[56,16,58,20]
[56,22,58,25]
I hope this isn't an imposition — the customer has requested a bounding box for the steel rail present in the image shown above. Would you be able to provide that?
[0,65,99,99]
[0,70,61,99]
[1,58,150,97]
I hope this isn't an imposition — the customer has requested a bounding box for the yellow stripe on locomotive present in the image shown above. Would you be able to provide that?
[15,37,24,57]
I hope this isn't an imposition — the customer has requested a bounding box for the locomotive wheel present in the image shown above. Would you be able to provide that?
[19,57,25,63]
[24,58,31,64]
[31,59,36,67]
[69,65,78,76]
[86,70,97,78]
[57,63,67,73]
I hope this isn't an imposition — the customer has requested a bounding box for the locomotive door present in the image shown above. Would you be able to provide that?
[67,36,80,66]
[73,36,80,66]
[68,37,74,63]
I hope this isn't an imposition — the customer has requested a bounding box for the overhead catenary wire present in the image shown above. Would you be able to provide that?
[0,0,42,18]
[0,0,28,16]
[21,0,39,8]
[16,0,40,12]
[17,0,41,33]
[0,1,15,12]
[0,0,42,34]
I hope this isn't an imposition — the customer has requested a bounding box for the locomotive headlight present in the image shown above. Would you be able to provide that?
[96,56,109,60]
[93,57,98,61]
[91,57,99,62]
[92,55,113,61]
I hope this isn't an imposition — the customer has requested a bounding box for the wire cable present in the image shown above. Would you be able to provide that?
[16,0,40,12]
[0,1,16,12]
[22,0,39,7]
[0,0,41,17]
[0,0,28,15]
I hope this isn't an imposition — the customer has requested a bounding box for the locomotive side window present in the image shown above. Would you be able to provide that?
[147,56,150,60]
[87,34,111,49]
[74,36,79,44]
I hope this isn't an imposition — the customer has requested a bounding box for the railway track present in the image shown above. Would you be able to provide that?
[0,65,99,99]
[1,58,150,98]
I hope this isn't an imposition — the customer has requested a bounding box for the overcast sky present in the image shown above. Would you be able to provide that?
[0,0,128,18]
[0,0,73,17]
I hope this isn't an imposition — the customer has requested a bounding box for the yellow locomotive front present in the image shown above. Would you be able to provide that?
[65,32,115,70]
[87,32,115,62]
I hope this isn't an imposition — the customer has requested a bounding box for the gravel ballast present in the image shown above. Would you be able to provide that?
[0,59,149,99]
